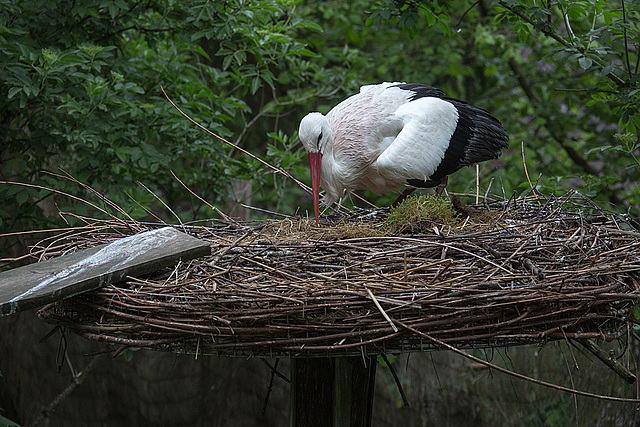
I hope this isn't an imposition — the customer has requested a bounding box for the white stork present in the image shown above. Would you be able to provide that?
[298,82,509,224]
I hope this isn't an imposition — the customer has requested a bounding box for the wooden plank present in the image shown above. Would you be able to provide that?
[0,227,211,316]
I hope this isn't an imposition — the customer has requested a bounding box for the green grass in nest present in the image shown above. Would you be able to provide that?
[381,194,461,234]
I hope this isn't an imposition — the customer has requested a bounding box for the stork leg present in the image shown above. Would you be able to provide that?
[435,176,448,197]
[391,188,415,208]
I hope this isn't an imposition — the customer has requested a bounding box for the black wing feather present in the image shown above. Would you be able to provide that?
[391,83,445,100]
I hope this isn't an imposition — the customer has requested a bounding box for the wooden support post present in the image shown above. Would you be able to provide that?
[291,356,376,427]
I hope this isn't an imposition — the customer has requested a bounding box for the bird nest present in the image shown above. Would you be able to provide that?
[38,192,640,358]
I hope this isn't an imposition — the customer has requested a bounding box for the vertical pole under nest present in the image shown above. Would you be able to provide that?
[291,356,377,427]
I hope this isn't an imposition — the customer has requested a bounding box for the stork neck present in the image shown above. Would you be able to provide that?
[317,117,333,156]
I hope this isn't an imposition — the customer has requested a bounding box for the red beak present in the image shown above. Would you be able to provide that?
[307,151,322,225]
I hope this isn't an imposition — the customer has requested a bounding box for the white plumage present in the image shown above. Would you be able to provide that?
[299,82,509,223]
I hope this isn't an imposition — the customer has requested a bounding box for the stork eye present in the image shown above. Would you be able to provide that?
[317,132,323,146]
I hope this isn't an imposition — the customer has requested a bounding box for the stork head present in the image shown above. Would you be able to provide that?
[299,112,330,224]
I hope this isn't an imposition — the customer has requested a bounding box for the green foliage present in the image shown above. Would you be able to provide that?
[261,130,307,212]
[377,354,392,367]
[523,397,572,427]
[368,1,452,36]
[119,346,140,362]
[0,0,335,252]
[494,0,640,134]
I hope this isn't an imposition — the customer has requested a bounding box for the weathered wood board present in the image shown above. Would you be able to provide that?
[0,227,211,316]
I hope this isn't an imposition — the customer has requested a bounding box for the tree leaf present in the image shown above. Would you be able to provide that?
[7,87,21,99]
[578,56,592,69]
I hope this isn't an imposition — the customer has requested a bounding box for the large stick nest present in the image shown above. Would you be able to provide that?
[38,193,640,358]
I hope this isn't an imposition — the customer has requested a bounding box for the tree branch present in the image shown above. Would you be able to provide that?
[234,80,346,146]
[498,1,625,86]
[507,58,599,176]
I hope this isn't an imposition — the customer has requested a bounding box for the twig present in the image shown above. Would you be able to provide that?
[395,319,640,403]
[483,177,494,210]
[60,169,140,224]
[0,180,127,226]
[124,189,166,224]
[559,340,579,427]
[235,82,345,146]
[31,354,104,426]
[366,288,398,332]
[240,204,294,218]
[261,358,280,416]
[137,181,183,226]
[381,353,410,407]
[574,339,637,384]
[521,141,540,204]
[160,86,311,194]
[171,170,232,221]
[476,164,480,204]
